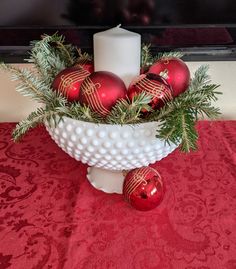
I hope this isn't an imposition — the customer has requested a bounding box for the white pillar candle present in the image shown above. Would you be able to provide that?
[93,25,141,88]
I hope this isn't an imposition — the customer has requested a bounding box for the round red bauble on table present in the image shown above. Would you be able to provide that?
[79,71,127,117]
[52,66,90,102]
[128,73,173,110]
[149,57,190,97]
[123,167,165,211]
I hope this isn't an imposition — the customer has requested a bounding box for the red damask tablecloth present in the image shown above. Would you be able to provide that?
[0,121,236,269]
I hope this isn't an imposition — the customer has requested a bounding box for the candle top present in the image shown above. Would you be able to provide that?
[94,25,140,38]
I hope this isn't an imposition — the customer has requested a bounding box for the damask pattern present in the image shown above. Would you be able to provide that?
[0,121,235,269]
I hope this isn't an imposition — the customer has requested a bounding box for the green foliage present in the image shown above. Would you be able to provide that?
[141,44,184,71]
[25,33,75,85]
[147,65,221,151]
[63,103,103,123]
[0,63,67,107]
[107,92,152,124]
[12,108,59,142]
[74,48,93,64]
[0,34,222,152]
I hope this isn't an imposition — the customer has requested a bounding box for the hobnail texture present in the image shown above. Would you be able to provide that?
[45,116,178,171]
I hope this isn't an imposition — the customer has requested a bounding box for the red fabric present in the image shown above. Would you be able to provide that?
[0,121,236,269]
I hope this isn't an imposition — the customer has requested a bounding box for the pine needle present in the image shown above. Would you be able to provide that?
[12,108,62,142]
[0,62,67,107]
[25,33,77,84]
[141,44,184,70]
[151,65,221,152]
[1,34,222,152]
[62,103,103,123]
[106,93,152,124]
[75,48,93,64]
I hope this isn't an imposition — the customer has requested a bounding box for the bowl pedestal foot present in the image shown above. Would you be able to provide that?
[87,167,126,194]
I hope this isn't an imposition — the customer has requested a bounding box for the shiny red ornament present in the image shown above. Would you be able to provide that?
[123,167,165,211]
[79,71,127,117]
[52,66,90,102]
[128,73,173,110]
[74,60,94,73]
[149,57,190,97]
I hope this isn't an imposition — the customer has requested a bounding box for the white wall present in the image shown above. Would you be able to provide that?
[188,61,236,120]
[0,64,39,122]
[0,62,235,122]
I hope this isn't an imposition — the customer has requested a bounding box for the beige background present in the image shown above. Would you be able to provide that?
[0,62,235,122]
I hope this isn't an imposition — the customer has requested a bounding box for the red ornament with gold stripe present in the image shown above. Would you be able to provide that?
[74,59,94,73]
[149,57,190,97]
[79,71,127,117]
[123,167,165,211]
[52,66,90,102]
[127,73,173,110]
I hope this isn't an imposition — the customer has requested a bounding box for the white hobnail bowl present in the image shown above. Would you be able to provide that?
[45,116,178,193]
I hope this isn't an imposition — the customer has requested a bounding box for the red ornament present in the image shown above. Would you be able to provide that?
[128,73,173,110]
[123,167,165,211]
[149,57,190,97]
[75,60,94,73]
[79,71,127,117]
[52,66,90,102]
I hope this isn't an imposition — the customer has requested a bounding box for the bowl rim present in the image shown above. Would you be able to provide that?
[53,115,161,128]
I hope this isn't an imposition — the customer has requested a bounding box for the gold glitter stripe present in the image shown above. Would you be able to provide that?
[84,78,110,115]
[124,170,147,194]
[76,59,88,66]
[81,77,110,116]
[59,73,87,90]
[142,77,164,87]
[124,167,163,202]
[124,174,149,202]
[59,74,86,98]
[136,82,163,96]
[124,181,143,202]
[124,168,150,202]
[86,91,109,116]
[81,77,97,95]
[58,70,89,96]
[138,79,166,94]
[59,69,89,91]
[137,79,172,104]
[137,81,168,102]
[81,79,99,110]
[138,79,165,95]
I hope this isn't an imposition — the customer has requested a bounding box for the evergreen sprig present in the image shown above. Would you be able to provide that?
[12,107,61,142]
[11,103,104,142]
[0,63,67,107]
[0,34,222,152]
[26,33,77,85]
[147,65,221,151]
[152,51,184,63]
[74,48,93,65]
[63,103,103,123]
[106,92,152,124]
[141,44,184,71]
[141,44,154,70]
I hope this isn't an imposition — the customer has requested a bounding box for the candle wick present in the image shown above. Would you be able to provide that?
[117,24,121,28]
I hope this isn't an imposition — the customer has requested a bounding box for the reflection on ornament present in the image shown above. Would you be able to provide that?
[52,66,90,102]
[128,73,173,110]
[79,71,127,117]
[149,57,190,97]
[81,76,110,116]
[123,166,165,211]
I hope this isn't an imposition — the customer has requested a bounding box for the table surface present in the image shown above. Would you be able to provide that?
[0,121,236,269]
